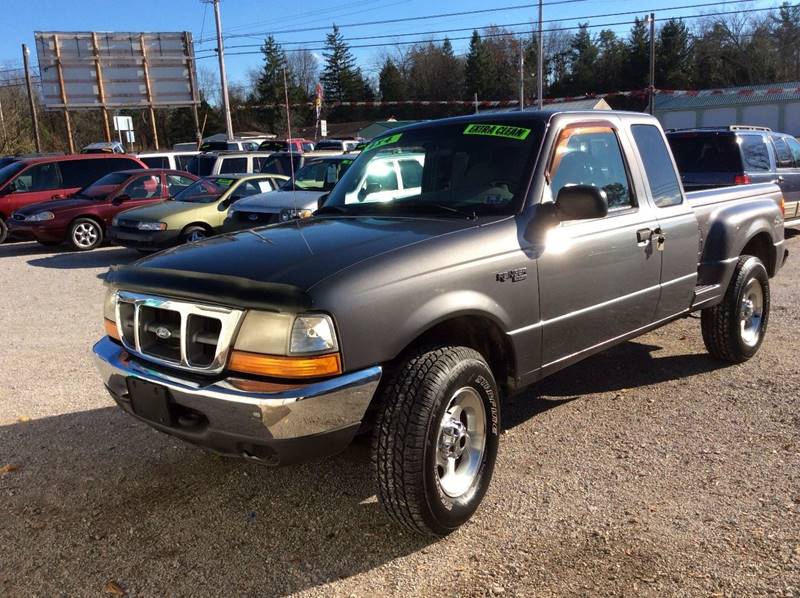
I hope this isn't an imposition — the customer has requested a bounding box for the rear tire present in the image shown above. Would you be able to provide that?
[68,218,103,251]
[372,346,501,537]
[181,225,208,244]
[0,218,7,244]
[701,255,770,363]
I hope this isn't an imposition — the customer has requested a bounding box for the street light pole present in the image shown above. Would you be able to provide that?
[211,0,234,140]
[537,0,544,110]
[648,12,656,116]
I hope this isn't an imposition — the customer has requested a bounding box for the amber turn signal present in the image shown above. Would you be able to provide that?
[104,318,120,341]
[228,350,342,379]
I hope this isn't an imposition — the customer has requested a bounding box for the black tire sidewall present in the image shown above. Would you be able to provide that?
[69,218,103,251]
[0,218,7,244]
[422,357,500,533]
[730,257,770,359]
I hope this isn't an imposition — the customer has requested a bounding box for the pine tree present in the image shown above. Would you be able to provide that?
[464,30,494,99]
[657,20,691,88]
[624,18,650,90]
[379,58,405,101]
[255,35,289,133]
[321,25,359,102]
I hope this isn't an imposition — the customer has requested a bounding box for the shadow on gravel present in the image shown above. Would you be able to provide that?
[0,406,432,595]
[0,241,55,258]
[504,340,728,430]
[26,247,139,270]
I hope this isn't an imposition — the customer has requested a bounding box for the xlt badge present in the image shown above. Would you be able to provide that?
[496,268,527,283]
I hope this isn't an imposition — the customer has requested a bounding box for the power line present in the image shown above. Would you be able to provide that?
[203,0,591,42]
[220,0,765,50]
[194,4,779,59]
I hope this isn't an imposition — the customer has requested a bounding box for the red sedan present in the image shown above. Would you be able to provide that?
[8,169,198,251]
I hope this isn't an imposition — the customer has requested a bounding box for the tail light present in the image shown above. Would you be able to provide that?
[733,174,751,185]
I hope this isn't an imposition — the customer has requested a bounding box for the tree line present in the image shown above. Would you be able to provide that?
[2,3,800,153]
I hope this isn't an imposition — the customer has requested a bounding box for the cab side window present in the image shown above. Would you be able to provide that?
[786,137,800,167]
[549,126,634,212]
[631,124,683,208]
[772,136,793,168]
[123,175,161,199]
[13,162,62,192]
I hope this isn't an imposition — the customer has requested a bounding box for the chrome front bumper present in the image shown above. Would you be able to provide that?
[93,336,382,464]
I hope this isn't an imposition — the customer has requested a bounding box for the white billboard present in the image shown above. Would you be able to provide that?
[34,31,199,111]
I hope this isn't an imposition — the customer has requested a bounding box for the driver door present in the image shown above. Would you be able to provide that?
[536,123,662,372]
[104,174,163,223]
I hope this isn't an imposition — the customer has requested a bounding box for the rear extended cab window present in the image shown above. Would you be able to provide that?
[631,124,683,207]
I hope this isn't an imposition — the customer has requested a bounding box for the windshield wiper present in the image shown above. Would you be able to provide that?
[314,205,349,216]
[388,201,477,219]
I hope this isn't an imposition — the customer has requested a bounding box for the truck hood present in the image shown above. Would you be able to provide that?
[233,190,323,214]
[14,196,104,216]
[113,216,480,300]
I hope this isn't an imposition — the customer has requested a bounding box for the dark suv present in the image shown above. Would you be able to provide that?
[666,125,800,227]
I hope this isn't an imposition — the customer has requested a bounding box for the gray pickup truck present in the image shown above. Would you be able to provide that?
[94,111,787,537]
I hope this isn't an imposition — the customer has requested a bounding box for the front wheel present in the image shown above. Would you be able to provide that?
[701,255,770,362]
[372,346,501,536]
[181,225,208,244]
[68,218,103,251]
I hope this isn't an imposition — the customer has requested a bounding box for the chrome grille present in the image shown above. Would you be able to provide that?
[115,291,244,374]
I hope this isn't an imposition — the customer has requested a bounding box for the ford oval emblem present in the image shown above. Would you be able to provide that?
[155,326,172,340]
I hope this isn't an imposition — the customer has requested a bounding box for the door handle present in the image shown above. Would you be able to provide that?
[636,228,653,243]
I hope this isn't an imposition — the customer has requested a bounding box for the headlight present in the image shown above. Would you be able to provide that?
[103,288,117,322]
[279,207,313,222]
[27,211,55,221]
[229,312,342,378]
[289,314,338,354]
[137,221,167,231]
[102,288,120,341]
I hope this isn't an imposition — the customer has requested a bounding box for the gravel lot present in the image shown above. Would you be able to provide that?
[1,234,798,597]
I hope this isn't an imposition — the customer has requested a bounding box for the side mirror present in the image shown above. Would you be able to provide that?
[554,185,608,221]
[112,194,131,204]
[317,193,330,210]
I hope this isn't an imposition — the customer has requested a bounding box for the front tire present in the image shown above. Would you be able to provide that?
[372,346,501,537]
[181,225,208,244]
[701,255,770,362]
[68,218,103,251]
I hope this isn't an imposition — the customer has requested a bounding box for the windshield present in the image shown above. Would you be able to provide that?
[260,154,303,176]
[280,159,354,191]
[0,161,25,189]
[322,121,542,217]
[78,172,129,199]
[173,177,235,203]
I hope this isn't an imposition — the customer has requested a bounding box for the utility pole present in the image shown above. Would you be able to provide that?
[537,0,544,110]
[648,12,656,115]
[210,0,234,140]
[22,44,41,153]
[518,38,524,111]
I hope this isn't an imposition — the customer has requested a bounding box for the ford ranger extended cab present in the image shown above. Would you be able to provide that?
[94,112,787,537]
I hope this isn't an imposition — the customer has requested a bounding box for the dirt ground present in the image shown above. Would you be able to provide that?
[1,234,798,597]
